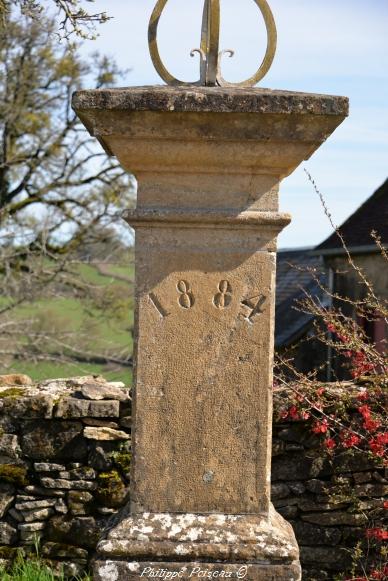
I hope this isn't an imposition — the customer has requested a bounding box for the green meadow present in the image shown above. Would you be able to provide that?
[1,259,135,385]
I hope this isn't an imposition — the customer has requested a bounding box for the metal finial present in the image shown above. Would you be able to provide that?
[148,0,277,88]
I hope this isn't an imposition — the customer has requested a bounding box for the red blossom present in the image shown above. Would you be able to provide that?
[324,438,336,450]
[316,387,325,396]
[300,410,311,420]
[288,406,300,420]
[383,500,388,509]
[312,419,329,434]
[369,439,385,457]
[357,389,369,401]
[341,432,361,449]
[363,417,381,433]
[358,405,372,419]
[365,528,388,541]
[376,433,388,445]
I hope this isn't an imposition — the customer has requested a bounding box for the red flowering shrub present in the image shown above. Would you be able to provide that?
[274,182,387,580]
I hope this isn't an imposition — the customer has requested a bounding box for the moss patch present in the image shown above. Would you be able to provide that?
[0,388,25,399]
[112,448,131,475]
[96,469,127,508]
[0,464,28,486]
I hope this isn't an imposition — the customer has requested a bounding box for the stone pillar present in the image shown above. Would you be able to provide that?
[73,87,348,580]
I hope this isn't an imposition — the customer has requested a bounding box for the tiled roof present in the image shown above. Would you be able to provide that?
[317,178,388,251]
[275,249,327,347]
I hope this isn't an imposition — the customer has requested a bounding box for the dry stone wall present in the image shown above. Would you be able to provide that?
[0,375,386,580]
[0,374,131,577]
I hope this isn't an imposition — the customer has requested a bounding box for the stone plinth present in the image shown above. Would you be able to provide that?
[72,86,348,580]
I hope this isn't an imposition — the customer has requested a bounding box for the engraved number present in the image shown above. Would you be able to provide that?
[213,280,232,309]
[241,294,267,321]
[177,280,194,309]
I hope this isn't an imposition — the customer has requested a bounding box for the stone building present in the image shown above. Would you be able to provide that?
[276,178,388,378]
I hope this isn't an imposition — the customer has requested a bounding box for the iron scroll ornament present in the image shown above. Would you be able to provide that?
[148,0,277,87]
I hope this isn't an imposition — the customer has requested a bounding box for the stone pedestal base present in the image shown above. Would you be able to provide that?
[93,506,301,580]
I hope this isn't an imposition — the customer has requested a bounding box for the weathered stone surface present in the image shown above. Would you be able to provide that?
[79,383,130,402]
[299,546,351,569]
[271,483,290,500]
[88,445,114,471]
[73,86,349,117]
[289,482,306,495]
[54,499,68,514]
[302,511,368,526]
[277,506,298,519]
[305,479,328,494]
[0,374,32,386]
[68,491,94,505]
[2,394,54,419]
[47,516,100,548]
[272,454,330,481]
[354,483,388,497]
[18,521,46,532]
[84,426,129,441]
[58,467,96,480]
[68,491,93,516]
[42,542,88,560]
[0,522,17,545]
[99,509,300,564]
[34,463,66,472]
[291,521,342,546]
[334,451,379,473]
[0,483,14,518]
[119,416,132,429]
[40,478,96,491]
[0,434,19,458]
[24,485,65,497]
[18,521,46,542]
[15,499,56,511]
[82,418,119,428]
[55,398,120,418]
[18,507,55,522]
[298,498,349,512]
[22,421,86,461]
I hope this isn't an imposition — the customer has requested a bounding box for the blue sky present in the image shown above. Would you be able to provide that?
[81,0,388,248]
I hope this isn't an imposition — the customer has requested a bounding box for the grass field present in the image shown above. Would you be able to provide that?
[0,259,135,385]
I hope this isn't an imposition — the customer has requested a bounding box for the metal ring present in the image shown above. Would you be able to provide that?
[148,0,201,86]
[216,0,277,87]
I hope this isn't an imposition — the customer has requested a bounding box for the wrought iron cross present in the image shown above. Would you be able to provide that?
[148,0,277,87]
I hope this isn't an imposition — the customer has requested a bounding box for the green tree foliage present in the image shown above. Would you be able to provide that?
[0,10,132,249]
